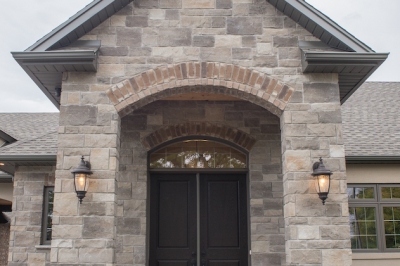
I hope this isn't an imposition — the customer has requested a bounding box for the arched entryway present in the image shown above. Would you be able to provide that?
[148,138,249,266]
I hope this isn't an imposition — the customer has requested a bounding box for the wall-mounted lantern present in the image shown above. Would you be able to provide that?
[312,158,332,205]
[71,156,92,204]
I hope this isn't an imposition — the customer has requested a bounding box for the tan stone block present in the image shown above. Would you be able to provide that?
[298,225,320,240]
[183,0,215,8]
[284,150,311,172]
[322,250,352,266]
[53,225,82,239]
[149,9,165,19]
[252,241,269,253]
[330,145,345,158]
[58,248,79,263]
[215,35,241,48]
[97,64,125,78]
[53,193,79,216]
[85,134,118,148]
[79,248,114,263]
[290,249,321,264]
[307,124,336,137]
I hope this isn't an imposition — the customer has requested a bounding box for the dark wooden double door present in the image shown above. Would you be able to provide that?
[149,173,248,266]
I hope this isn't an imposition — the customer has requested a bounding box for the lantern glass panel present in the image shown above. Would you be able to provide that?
[75,173,89,192]
[316,174,330,193]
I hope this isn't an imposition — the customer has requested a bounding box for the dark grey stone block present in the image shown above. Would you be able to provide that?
[159,28,192,47]
[303,83,340,103]
[100,47,129,56]
[216,0,232,9]
[232,48,252,60]
[273,36,298,47]
[126,16,148,27]
[117,28,142,47]
[60,106,98,126]
[227,17,263,35]
[193,35,215,47]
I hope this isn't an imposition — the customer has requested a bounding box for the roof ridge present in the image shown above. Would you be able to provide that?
[0,130,57,153]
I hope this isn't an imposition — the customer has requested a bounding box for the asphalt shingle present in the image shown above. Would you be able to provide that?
[0,113,59,156]
[342,82,400,156]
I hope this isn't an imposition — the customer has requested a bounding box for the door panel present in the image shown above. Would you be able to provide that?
[149,173,248,266]
[201,174,248,266]
[207,181,239,247]
[149,174,197,266]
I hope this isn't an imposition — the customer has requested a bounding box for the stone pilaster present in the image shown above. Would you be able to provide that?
[281,77,352,266]
[50,80,121,265]
[7,166,55,266]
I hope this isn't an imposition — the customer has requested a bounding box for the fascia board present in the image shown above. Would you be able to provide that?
[0,155,57,162]
[12,50,98,63]
[346,156,400,164]
[286,0,374,53]
[26,0,103,51]
[302,51,389,65]
[301,51,389,72]
[26,0,132,52]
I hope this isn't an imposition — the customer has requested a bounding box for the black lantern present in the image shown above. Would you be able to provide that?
[312,158,332,205]
[71,156,92,203]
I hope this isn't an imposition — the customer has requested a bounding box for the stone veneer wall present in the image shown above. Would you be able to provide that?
[0,223,10,266]
[7,166,55,266]
[53,0,352,265]
[117,100,284,265]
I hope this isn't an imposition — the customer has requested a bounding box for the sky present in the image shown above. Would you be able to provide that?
[0,0,398,113]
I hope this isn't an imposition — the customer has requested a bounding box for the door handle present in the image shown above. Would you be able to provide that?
[201,259,206,266]
[191,259,196,266]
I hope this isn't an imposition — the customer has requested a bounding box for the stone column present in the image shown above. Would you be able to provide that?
[281,79,352,266]
[51,78,120,265]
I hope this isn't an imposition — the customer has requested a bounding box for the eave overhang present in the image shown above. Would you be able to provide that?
[12,49,99,108]
[267,0,373,52]
[26,0,133,52]
[346,156,400,164]
[0,172,13,183]
[0,155,57,175]
[301,50,389,103]
[0,131,16,145]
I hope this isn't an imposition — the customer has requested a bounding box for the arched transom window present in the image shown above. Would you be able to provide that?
[149,139,247,169]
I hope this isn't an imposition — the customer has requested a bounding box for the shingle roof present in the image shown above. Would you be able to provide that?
[0,113,59,156]
[342,82,400,157]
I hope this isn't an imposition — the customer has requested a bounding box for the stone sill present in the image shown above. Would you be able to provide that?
[35,245,51,250]
[353,253,400,260]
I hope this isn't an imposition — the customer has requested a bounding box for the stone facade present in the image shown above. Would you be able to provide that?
[7,166,55,266]
[0,223,10,266]
[7,1,352,265]
[117,100,284,265]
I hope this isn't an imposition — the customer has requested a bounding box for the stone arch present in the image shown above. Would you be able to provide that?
[105,62,295,117]
[141,122,256,152]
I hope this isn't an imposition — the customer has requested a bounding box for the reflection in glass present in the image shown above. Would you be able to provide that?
[383,207,400,248]
[349,207,377,249]
[149,140,247,169]
[382,187,400,199]
[46,189,54,241]
[347,187,375,200]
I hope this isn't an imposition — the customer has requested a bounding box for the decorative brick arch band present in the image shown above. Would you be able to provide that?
[105,62,295,117]
[141,122,256,152]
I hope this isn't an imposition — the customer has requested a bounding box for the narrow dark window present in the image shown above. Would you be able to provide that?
[41,186,54,245]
